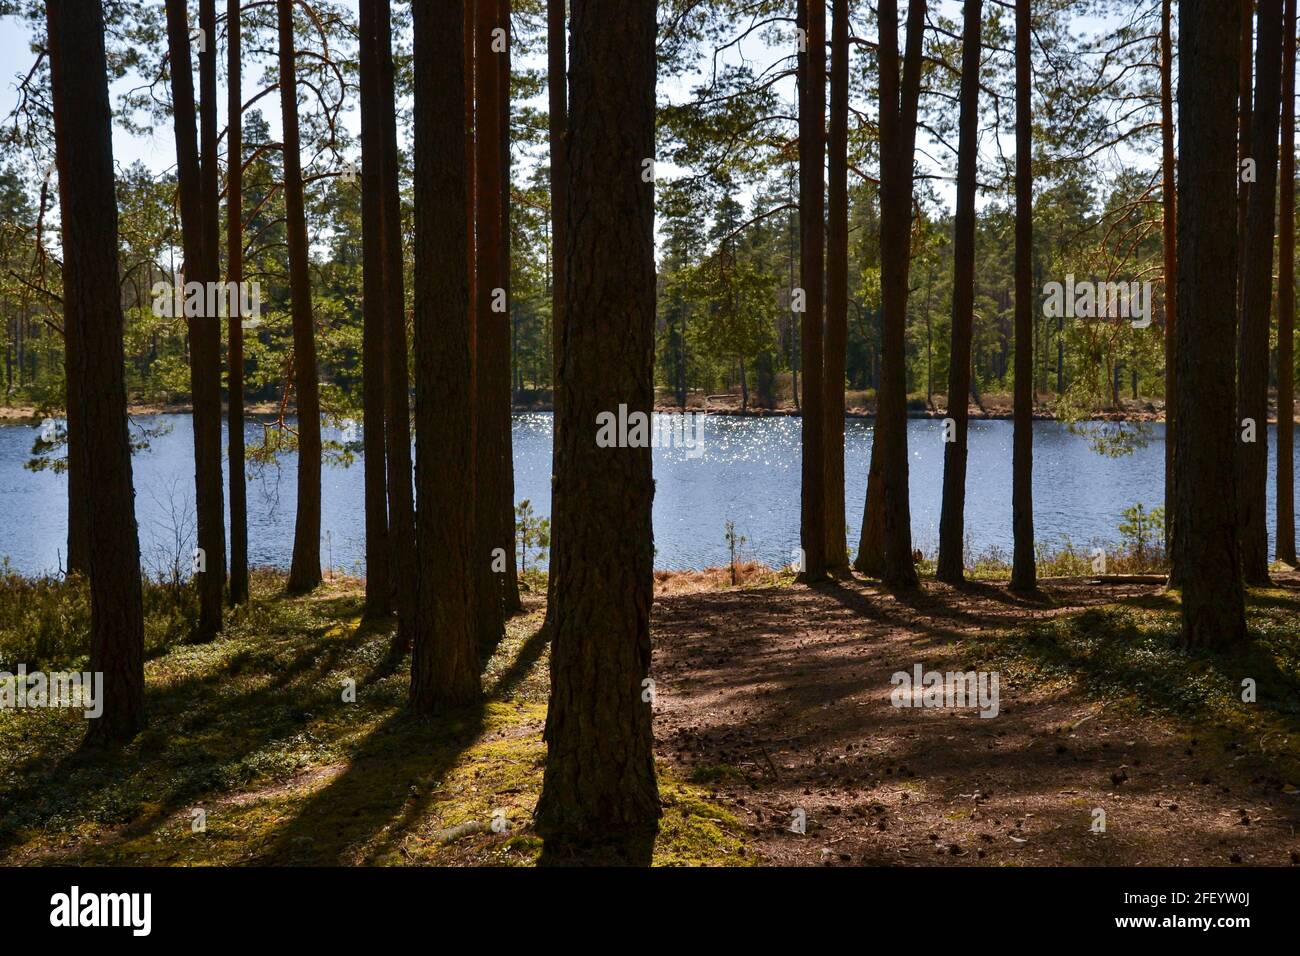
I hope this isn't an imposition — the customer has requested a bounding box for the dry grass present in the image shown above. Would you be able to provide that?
[654,561,787,595]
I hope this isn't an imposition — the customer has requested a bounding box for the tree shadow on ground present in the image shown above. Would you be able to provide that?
[989,603,1300,726]
[649,576,1300,866]
[0,600,392,859]
[250,614,554,864]
[252,705,489,864]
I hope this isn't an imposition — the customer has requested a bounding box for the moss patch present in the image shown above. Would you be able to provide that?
[955,585,1300,780]
[0,572,748,866]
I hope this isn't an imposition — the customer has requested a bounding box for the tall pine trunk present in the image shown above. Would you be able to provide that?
[1010,0,1036,591]
[378,0,416,648]
[1237,0,1282,586]
[411,0,481,712]
[1278,0,1296,564]
[198,0,225,601]
[358,0,390,619]
[1161,0,1180,584]
[227,0,248,605]
[544,0,566,630]
[279,0,323,593]
[474,0,508,645]
[855,1,924,582]
[498,0,522,615]
[824,0,849,571]
[1237,0,1254,336]
[876,0,925,588]
[49,0,146,746]
[535,0,660,859]
[45,0,88,578]
[937,0,982,585]
[164,0,224,640]
[1176,0,1247,647]
[548,0,567,399]
[796,0,827,581]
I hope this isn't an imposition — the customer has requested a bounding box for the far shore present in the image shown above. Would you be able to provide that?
[3,395,1298,426]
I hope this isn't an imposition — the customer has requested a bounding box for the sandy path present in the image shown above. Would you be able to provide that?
[651,578,1300,866]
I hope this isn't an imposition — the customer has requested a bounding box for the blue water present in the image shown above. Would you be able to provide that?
[0,413,1294,575]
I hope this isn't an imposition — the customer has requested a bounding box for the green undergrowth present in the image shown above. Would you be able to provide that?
[958,585,1300,776]
[0,571,748,866]
[0,562,196,673]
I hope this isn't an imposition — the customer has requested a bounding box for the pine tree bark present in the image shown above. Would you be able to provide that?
[411,0,481,712]
[45,0,89,579]
[358,0,390,619]
[473,0,508,645]
[1010,0,1036,591]
[824,0,849,571]
[497,0,522,615]
[279,0,323,593]
[1237,0,1254,334]
[544,0,566,629]
[467,0,477,356]
[1237,0,1282,586]
[875,0,925,588]
[1161,0,1180,584]
[64,391,90,576]
[796,0,828,581]
[1277,0,1296,564]
[377,0,416,648]
[854,2,924,582]
[548,0,566,397]
[227,0,249,605]
[164,0,224,640]
[853,433,886,575]
[534,0,660,858]
[198,0,225,596]
[49,0,146,746]
[1176,0,1247,647]
[937,0,982,585]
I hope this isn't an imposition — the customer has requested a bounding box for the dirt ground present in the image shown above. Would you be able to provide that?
[650,577,1300,866]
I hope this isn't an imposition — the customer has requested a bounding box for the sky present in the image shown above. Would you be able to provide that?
[0,1,1143,246]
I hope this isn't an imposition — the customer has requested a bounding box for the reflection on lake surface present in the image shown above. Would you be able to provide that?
[0,412,1295,574]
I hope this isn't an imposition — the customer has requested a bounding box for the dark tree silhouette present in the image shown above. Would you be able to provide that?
[548,0,567,392]
[378,0,417,650]
[47,0,146,745]
[854,0,924,582]
[854,436,887,576]
[937,0,982,585]
[1161,0,1180,585]
[279,0,323,594]
[1010,0,1036,592]
[164,0,224,640]
[543,0,567,630]
[227,0,248,606]
[466,0,477,387]
[824,0,849,571]
[411,0,481,712]
[1176,0,1247,647]
[1236,0,1253,331]
[535,0,660,858]
[45,0,87,579]
[497,0,522,616]
[474,0,508,646]
[359,0,390,619]
[1278,0,1296,565]
[198,0,224,599]
[876,0,925,588]
[796,0,827,581]
[1237,0,1282,586]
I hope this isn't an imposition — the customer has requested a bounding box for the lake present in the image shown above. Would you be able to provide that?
[0,413,1294,576]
